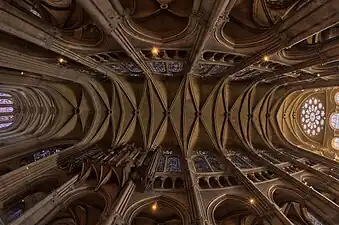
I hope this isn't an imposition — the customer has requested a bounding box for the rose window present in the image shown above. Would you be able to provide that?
[300,97,325,136]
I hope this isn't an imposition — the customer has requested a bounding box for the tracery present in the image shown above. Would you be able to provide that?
[0,92,11,96]
[226,150,258,169]
[19,145,70,167]
[0,92,15,129]
[156,149,181,172]
[300,97,325,136]
[192,150,224,172]
[0,99,13,104]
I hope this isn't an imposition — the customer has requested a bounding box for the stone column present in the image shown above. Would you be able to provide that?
[101,180,136,225]
[243,149,339,225]
[9,175,78,225]
[185,158,211,225]
[221,154,293,225]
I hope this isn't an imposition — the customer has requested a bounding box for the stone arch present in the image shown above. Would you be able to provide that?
[47,189,109,225]
[301,175,339,205]
[269,185,330,225]
[1,175,61,224]
[124,195,191,225]
[207,194,266,225]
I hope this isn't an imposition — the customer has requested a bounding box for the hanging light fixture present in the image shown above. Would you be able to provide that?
[151,202,158,211]
[151,47,160,56]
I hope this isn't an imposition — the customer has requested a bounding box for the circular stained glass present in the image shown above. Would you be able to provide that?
[332,138,339,150]
[335,92,339,105]
[300,97,325,137]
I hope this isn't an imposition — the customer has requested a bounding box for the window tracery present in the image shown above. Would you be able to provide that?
[156,150,181,172]
[330,113,339,129]
[300,97,325,136]
[0,107,14,113]
[33,148,61,161]
[0,99,13,104]
[166,156,181,172]
[0,92,11,97]
[20,146,68,166]
[192,150,224,172]
[0,122,12,129]
[0,115,14,122]
[226,150,257,169]
[193,157,212,172]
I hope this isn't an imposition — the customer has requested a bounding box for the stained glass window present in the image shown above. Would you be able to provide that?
[332,137,339,150]
[166,156,181,172]
[7,208,23,223]
[0,123,12,129]
[157,154,165,172]
[330,113,339,129]
[33,148,61,161]
[206,155,224,171]
[229,155,247,168]
[155,150,181,172]
[335,92,339,105]
[0,107,14,113]
[0,93,11,97]
[0,115,14,122]
[193,156,212,172]
[192,150,225,172]
[300,97,325,136]
[0,99,13,104]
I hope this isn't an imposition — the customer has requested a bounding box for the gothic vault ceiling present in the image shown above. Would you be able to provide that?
[0,0,339,159]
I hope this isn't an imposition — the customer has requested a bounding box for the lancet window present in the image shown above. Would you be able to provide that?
[0,99,13,104]
[192,150,224,172]
[226,150,257,169]
[0,92,15,129]
[332,137,339,150]
[19,145,70,166]
[0,107,14,113]
[335,92,339,105]
[330,113,339,129]
[156,149,181,172]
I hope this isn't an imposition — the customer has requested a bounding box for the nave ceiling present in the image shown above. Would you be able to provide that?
[1,0,339,160]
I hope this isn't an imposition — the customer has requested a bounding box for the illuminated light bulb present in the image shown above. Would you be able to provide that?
[263,56,269,62]
[151,202,157,211]
[317,73,320,77]
[151,47,159,56]
[21,71,24,75]
[249,198,255,204]
[58,57,65,63]
[26,166,29,170]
